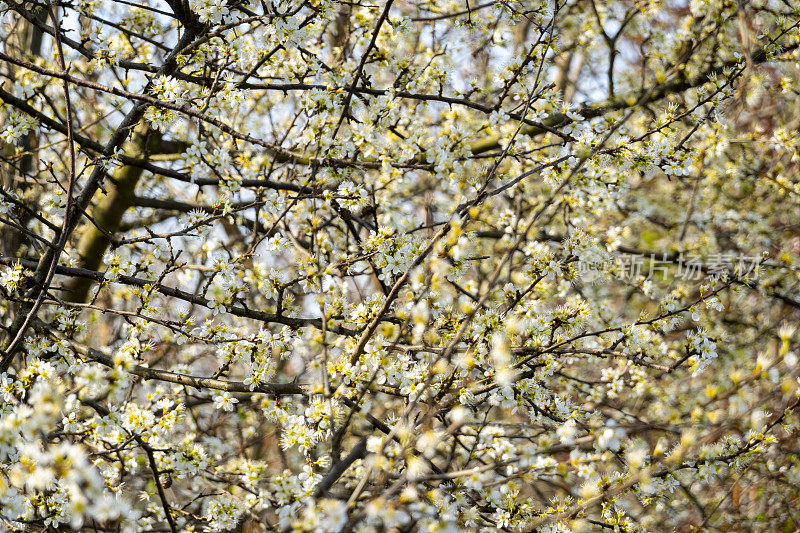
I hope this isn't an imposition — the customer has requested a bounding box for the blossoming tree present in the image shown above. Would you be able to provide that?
[1,0,799,530]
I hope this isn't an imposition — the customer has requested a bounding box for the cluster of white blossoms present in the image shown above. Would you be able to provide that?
[0,261,24,293]
[1,0,800,531]
[0,362,135,529]
[188,0,231,25]
[0,107,36,146]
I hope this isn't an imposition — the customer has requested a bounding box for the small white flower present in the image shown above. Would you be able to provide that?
[213,391,239,411]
